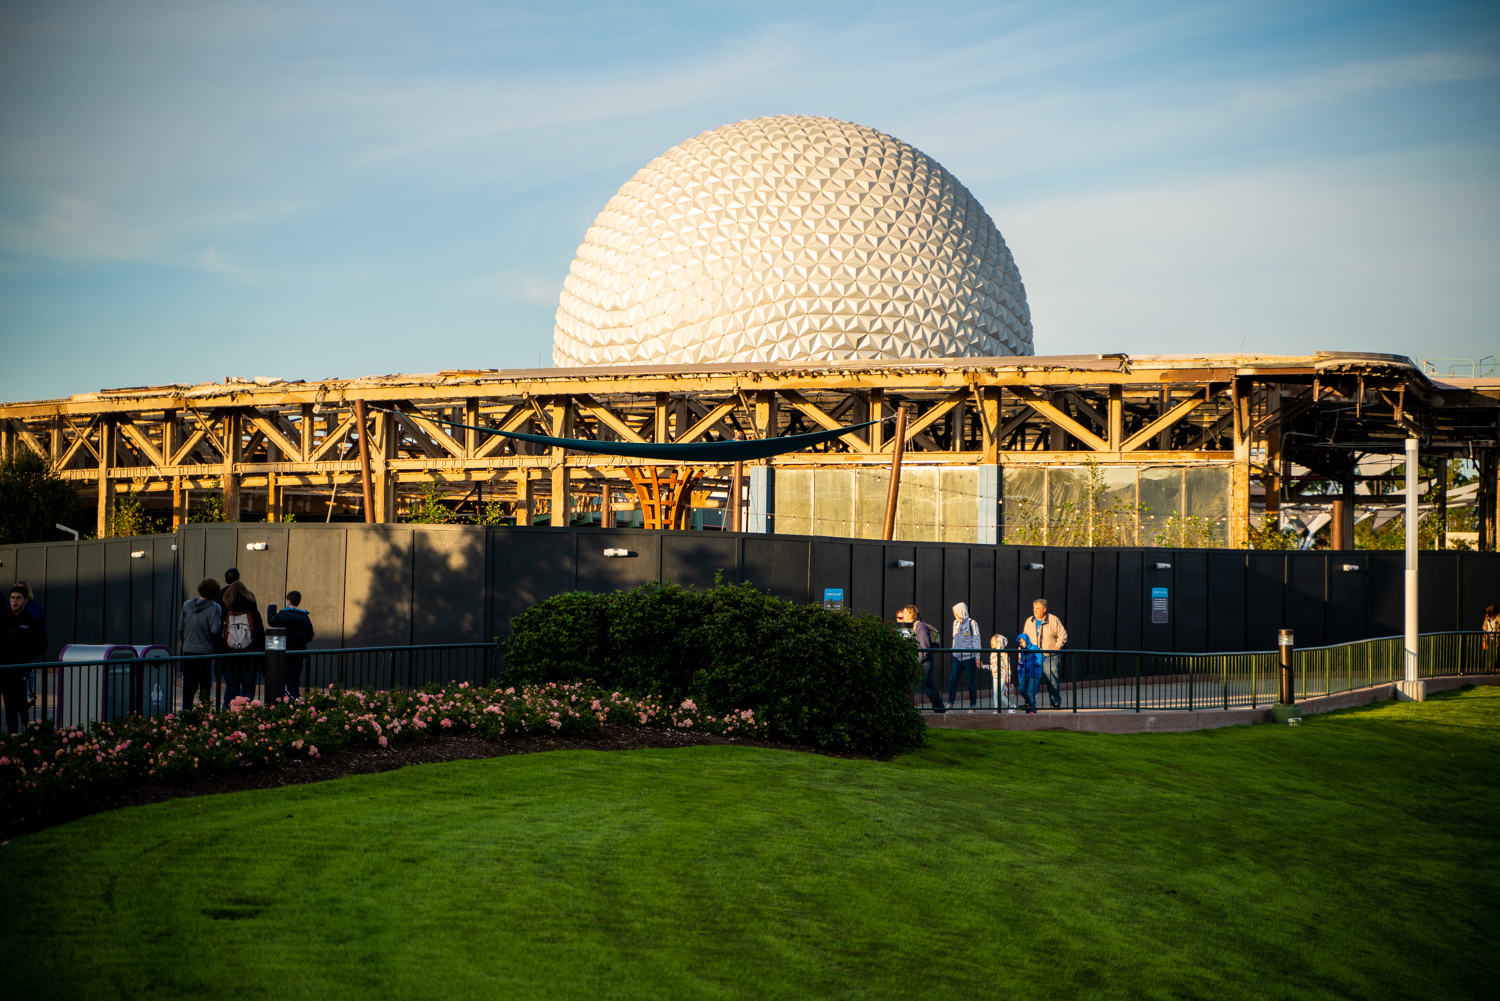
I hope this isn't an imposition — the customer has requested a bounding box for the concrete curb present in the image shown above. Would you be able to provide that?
[923,674,1498,734]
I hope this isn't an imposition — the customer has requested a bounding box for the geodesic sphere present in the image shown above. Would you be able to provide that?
[552,115,1033,367]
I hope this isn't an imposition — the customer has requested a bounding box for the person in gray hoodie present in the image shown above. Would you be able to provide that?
[178,577,222,711]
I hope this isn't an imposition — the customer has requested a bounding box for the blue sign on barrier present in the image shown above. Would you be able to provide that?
[1151,587,1169,625]
[823,588,845,610]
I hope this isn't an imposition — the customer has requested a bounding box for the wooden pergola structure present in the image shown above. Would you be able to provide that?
[1,351,1495,548]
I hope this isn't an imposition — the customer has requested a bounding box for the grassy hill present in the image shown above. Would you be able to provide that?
[5,687,1498,1000]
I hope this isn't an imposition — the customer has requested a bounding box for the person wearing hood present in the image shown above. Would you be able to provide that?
[1015,632,1044,714]
[947,602,983,710]
[177,577,222,710]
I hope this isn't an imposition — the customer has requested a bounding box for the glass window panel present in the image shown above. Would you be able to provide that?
[1185,466,1231,547]
[1140,467,1183,547]
[774,469,813,536]
[1001,465,1045,545]
[1045,467,1088,546]
[940,467,979,543]
[813,468,854,538]
[895,467,939,542]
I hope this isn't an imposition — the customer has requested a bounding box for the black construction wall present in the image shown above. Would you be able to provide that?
[2,525,1498,659]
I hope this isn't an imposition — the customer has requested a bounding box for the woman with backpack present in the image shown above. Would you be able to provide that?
[220,581,265,706]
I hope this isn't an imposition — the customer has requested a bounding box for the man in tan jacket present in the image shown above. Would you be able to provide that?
[1022,599,1068,709]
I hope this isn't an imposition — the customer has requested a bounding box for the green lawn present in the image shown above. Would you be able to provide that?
[5,687,1498,1001]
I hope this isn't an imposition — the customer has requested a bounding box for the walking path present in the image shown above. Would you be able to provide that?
[923,674,1499,733]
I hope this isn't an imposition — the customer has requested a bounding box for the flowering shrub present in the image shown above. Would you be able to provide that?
[0,681,764,818]
[503,580,927,753]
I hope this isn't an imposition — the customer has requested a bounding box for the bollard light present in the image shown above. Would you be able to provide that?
[265,632,287,652]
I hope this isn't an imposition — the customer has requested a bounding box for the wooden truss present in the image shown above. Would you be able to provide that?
[0,353,1495,547]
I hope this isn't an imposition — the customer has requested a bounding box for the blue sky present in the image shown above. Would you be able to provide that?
[1,0,1496,401]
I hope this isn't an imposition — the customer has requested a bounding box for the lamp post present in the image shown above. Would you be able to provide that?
[1399,436,1425,701]
[265,626,287,703]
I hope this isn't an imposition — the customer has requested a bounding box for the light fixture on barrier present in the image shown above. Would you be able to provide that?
[1340,564,1360,572]
[246,542,268,551]
[892,560,914,568]
[603,548,635,558]
[1154,562,1172,570]
[1025,563,1044,571]
[130,551,146,559]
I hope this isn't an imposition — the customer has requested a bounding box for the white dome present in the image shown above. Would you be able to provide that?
[553,115,1033,367]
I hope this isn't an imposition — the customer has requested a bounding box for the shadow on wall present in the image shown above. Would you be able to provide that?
[345,525,487,646]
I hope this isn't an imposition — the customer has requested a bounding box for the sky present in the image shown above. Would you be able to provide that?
[1,0,1496,402]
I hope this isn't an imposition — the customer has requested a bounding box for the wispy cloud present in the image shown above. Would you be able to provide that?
[1237,51,1500,110]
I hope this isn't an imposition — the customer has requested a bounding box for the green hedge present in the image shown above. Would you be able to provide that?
[501,581,926,754]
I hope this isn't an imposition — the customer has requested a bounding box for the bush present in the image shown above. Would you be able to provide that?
[502,581,926,754]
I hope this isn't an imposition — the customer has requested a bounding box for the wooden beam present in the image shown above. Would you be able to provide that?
[59,416,102,468]
[391,401,466,459]
[116,419,166,467]
[474,403,536,458]
[777,389,871,452]
[1007,386,1110,452]
[245,410,303,463]
[1120,390,1208,452]
[7,419,48,460]
[573,394,648,443]
[677,398,741,445]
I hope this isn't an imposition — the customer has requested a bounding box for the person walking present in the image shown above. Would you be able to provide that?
[13,581,44,709]
[948,602,982,710]
[219,581,265,705]
[989,633,1015,712]
[1483,602,1499,671]
[897,605,945,713]
[1023,599,1068,709]
[268,590,314,699]
[1015,632,1043,714]
[1,585,47,732]
[177,577,222,711]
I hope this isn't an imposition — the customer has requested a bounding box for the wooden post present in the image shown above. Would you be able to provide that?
[1435,455,1448,550]
[172,475,184,531]
[464,398,479,458]
[729,461,744,533]
[222,411,240,525]
[1229,378,1250,549]
[374,410,395,523]
[654,393,669,443]
[1265,389,1282,527]
[882,406,908,542]
[1331,498,1346,550]
[551,398,572,528]
[268,468,280,523]
[869,389,885,450]
[97,417,116,537]
[354,400,375,524]
[300,404,314,462]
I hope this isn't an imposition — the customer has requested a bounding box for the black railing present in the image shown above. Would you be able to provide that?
[21,643,499,729]
[917,631,1498,713]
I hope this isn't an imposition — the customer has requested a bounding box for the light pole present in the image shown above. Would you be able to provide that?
[1399,437,1425,701]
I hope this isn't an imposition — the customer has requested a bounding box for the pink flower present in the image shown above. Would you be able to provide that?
[378,735,388,747]
[308,745,319,756]
[440,718,453,728]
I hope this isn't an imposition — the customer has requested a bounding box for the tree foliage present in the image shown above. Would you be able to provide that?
[0,450,81,544]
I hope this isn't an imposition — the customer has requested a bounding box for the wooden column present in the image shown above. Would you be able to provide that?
[550,398,572,528]
[1435,455,1448,550]
[464,398,479,458]
[172,475,185,530]
[50,416,63,466]
[980,387,1002,464]
[1264,389,1282,526]
[868,389,885,450]
[300,404,314,462]
[729,462,743,533]
[222,411,241,525]
[97,417,116,537]
[654,394,670,443]
[354,400,375,524]
[373,410,395,523]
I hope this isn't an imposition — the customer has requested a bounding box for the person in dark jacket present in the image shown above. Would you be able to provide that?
[268,590,314,698]
[14,580,44,709]
[215,567,241,610]
[219,580,265,705]
[1,586,47,732]
[897,604,945,713]
[1015,633,1045,714]
[177,577,222,710]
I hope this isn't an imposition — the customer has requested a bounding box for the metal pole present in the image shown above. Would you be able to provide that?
[882,406,908,542]
[354,399,376,524]
[1404,436,1419,684]
[729,460,743,533]
[1278,629,1294,704]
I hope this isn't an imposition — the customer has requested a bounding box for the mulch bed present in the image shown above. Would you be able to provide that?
[3,727,873,840]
